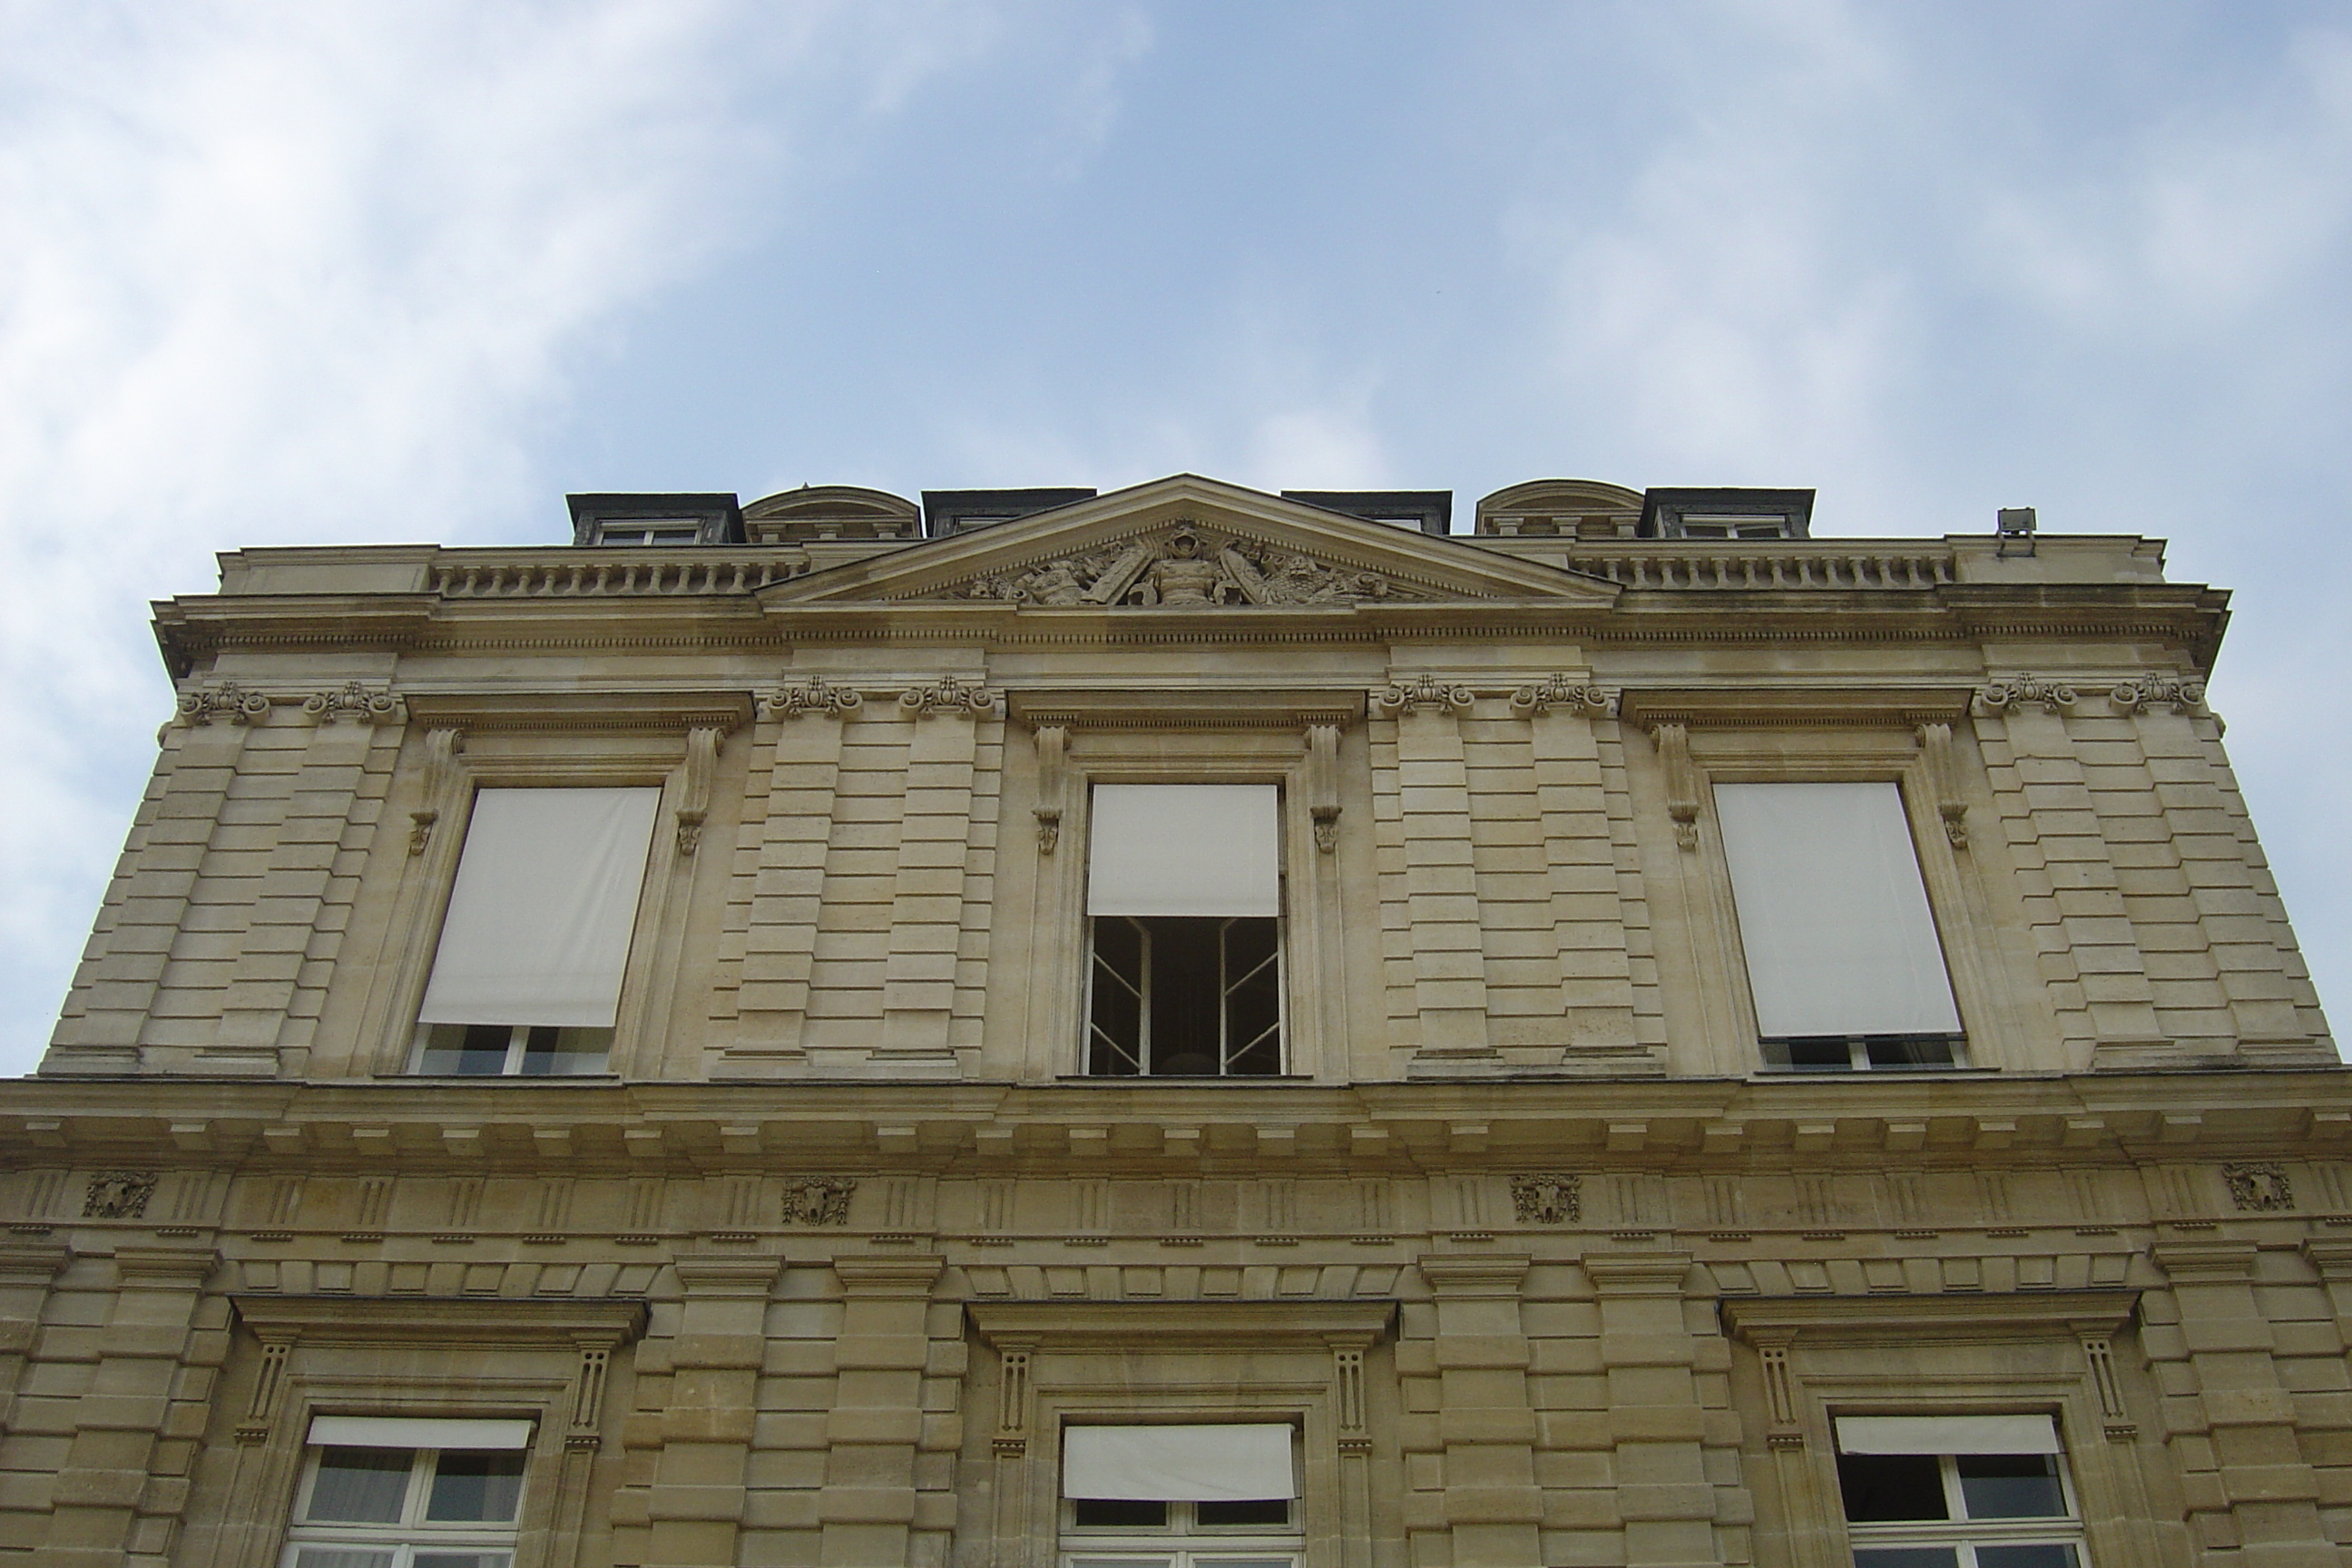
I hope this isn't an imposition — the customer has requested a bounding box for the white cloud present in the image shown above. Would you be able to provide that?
[0,0,1004,1073]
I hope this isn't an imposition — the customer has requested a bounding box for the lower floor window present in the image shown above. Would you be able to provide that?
[1835,1415,2085,1568]
[1087,916,1281,1077]
[282,1416,530,1568]
[1763,1034,1965,1073]
[1062,1422,1301,1567]
[412,1022,611,1076]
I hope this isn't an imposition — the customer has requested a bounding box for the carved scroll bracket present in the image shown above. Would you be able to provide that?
[409,728,464,855]
[1651,722,1700,850]
[900,675,999,719]
[1916,721,1969,849]
[1509,675,1616,718]
[302,681,402,725]
[2111,673,2207,716]
[1977,674,2078,715]
[1033,725,1067,853]
[177,682,272,726]
[1305,723,1341,852]
[675,726,719,856]
[1368,677,1474,719]
[759,677,863,720]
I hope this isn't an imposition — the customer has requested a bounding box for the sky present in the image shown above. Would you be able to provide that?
[3,0,2348,1076]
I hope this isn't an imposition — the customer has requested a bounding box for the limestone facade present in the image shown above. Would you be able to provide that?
[4,473,2348,1568]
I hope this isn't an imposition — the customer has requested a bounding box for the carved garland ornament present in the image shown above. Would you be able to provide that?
[1508,675,1616,718]
[301,681,401,724]
[2111,674,2207,715]
[760,678,863,720]
[1977,674,2078,714]
[899,675,998,718]
[957,524,1426,608]
[781,1178,858,1227]
[177,683,272,726]
[1369,677,1475,718]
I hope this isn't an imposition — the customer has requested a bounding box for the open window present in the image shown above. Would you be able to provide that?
[1060,1423,1302,1567]
[1084,784,1283,1077]
[409,788,660,1076]
[1834,1415,2086,1568]
[1712,781,1965,1071]
[281,1416,531,1567]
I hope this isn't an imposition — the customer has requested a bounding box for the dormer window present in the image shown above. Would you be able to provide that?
[564,492,742,547]
[1678,514,1795,542]
[589,520,704,547]
[1640,486,1816,541]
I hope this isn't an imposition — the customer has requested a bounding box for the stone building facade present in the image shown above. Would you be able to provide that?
[4,473,2348,1568]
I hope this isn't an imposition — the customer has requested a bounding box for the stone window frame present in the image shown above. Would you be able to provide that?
[1013,711,1354,1083]
[211,1296,644,1568]
[969,1299,1392,1568]
[1722,1291,2151,1568]
[351,692,749,1080]
[1637,711,2004,1078]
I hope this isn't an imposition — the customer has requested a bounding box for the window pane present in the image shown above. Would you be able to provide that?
[1220,918,1282,1075]
[1072,1498,1170,1527]
[515,1026,611,1076]
[1147,917,1225,1074]
[418,1023,514,1075]
[292,1551,397,1568]
[426,1450,525,1522]
[1850,1551,1959,1568]
[1957,1455,2067,1518]
[1769,1037,1856,1072]
[1088,917,1145,1075]
[1975,1546,2081,1568]
[1196,1497,1292,1526]
[413,1555,514,1568]
[1837,1454,1948,1522]
[305,1447,413,1522]
[1865,1035,1957,1069]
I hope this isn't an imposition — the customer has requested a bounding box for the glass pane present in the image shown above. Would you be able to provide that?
[1146,917,1224,1075]
[516,1026,610,1076]
[426,1450,525,1522]
[1220,918,1282,1076]
[413,1555,514,1568]
[1065,1559,1176,1568]
[1837,1454,1948,1522]
[1866,1035,1957,1069]
[1851,1551,1959,1568]
[1975,1545,2081,1568]
[292,1551,397,1568]
[418,1023,514,1075]
[1196,1498,1292,1527]
[304,1447,413,1523]
[1197,1560,1298,1568]
[1072,1498,1170,1528]
[1957,1455,2067,1519]
[1088,917,1145,1075]
[1768,1037,1856,1072]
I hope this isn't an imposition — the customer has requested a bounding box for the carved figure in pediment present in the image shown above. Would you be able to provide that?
[952,524,1426,607]
[1136,530,1230,606]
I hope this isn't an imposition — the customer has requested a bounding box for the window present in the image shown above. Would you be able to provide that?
[1712,781,1965,1071]
[1061,1423,1302,1567]
[1834,1416,2086,1568]
[589,521,702,546]
[1084,785,1283,1077]
[1677,514,1792,540]
[281,1416,530,1568]
[411,788,660,1076]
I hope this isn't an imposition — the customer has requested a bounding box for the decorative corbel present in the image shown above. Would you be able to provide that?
[900,674,998,718]
[1652,722,1700,850]
[2110,673,2207,715]
[1916,722,1969,848]
[1508,674,1615,718]
[759,676,862,720]
[1033,725,1067,853]
[301,681,401,725]
[1977,674,2077,715]
[176,682,272,726]
[409,728,463,855]
[1368,676,1474,718]
[675,726,719,856]
[1305,722,1341,853]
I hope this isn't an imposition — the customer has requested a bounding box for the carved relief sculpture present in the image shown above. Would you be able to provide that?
[957,522,1425,607]
[1368,676,1475,719]
[2222,1161,2293,1211]
[1977,674,2079,714]
[301,681,400,724]
[759,677,864,720]
[83,1171,160,1220]
[899,675,998,719]
[2111,673,2208,715]
[177,682,272,726]
[780,1177,858,1226]
[1507,674,1615,718]
[1509,1173,1582,1225]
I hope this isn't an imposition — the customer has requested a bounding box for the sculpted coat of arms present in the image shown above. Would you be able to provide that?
[958,525,1424,607]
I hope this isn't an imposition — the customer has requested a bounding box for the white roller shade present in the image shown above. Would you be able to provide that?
[309,1416,534,1451]
[1087,785,1279,918]
[1836,1415,2061,1455]
[1713,782,1962,1039]
[1063,1423,1296,1501]
[418,787,661,1029]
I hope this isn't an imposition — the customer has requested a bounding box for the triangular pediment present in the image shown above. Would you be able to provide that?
[760,475,1620,609]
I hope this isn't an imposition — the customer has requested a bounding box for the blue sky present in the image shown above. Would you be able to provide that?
[4,1,2348,1074]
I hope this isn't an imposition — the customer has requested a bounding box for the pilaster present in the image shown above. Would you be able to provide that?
[1379,682,1495,1070]
[632,1253,779,1567]
[817,1256,950,1567]
[1417,1253,1541,1567]
[1585,1251,1719,1568]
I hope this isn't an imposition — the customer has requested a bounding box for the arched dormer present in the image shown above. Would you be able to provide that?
[1473,478,1643,539]
[742,485,921,544]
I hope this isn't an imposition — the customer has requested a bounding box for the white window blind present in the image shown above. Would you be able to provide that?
[1712,781,1962,1039]
[307,1416,534,1450]
[417,787,661,1030]
[1087,785,1279,918]
[1063,1423,1296,1501]
[1835,1414,2061,1455]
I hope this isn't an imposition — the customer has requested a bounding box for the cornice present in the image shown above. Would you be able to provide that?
[231,1294,647,1344]
[1721,1289,2138,1342]
[968,1298,1395,1348]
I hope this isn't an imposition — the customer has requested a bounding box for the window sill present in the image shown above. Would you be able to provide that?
[1750,1065,2000,1080]
[1053,1074,1317,1085]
